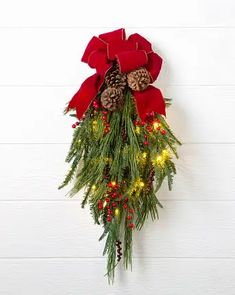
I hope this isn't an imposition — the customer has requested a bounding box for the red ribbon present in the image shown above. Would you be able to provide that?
[67,28,165,121]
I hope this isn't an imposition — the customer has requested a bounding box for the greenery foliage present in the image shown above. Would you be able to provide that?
[59,90,181,283]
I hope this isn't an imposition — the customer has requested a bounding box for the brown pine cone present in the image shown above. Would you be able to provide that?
[127,67,151,91]
[101,87,124,111]
[105,62,127,91]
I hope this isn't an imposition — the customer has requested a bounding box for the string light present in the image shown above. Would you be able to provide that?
[152,149,170,167]
[108,181,118,189]
[142,152,148,159]
[91,185,97,191]
[156,155,164,165]
[135,179,145,188]
[114,208,120,217]
[162,149,170,160]
[92,120,98,132]
[135,126,141,134]
[153,122,161,130]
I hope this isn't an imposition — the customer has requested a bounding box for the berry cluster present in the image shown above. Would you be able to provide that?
[91,99,111,134]
[71,121,80,129]
[101,110,110,134]
[134,115,167,141]
[97,181,135,229]
[92,99,99,111]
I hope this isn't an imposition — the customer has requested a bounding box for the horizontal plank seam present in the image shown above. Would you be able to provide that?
[0,198,235,201]
[0,200,234,203]
[0,142,235,145]
[0,84,235,87]
[0,256,234,260]
[0,26,235,29]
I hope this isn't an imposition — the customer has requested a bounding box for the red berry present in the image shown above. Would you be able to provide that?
[128,208,134,214]
[144,141,149,146]
[112,202,117,207]
[123,203,128,209]
[105,198,110,203]
[161,129,167,135]
[147,126,153,132]
[108,182,114,188]
[124,197,129,202]
[98,204,103,210]
[76,121,80,126]
[128,223,135,229]
[102,115,107,121]
[105,123,110,128]
[93,102,99,109]
[106,205,110,209]
[104,127,110,134]
[72,124,76,128]
[102,110,108,115]
[107,216,112,222]
[112,192,117,199]
[127,215,133,220]
[107,209,113,215]
[144,134,147,139]
[134,120,139,126]
[141,120,145,126]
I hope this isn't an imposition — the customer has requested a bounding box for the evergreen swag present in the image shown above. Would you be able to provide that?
[59,28,181,283]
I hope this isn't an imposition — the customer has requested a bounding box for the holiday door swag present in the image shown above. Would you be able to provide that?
[59,28,181,283]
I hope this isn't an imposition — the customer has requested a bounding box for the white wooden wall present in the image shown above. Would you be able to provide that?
[0,0,235,294]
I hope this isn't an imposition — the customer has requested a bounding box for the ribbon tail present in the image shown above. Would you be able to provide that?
[67,74,103,119]
[133,86,166,121]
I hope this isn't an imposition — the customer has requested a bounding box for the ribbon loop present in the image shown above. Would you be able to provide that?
[68,29,165,120]
[116,50,148,73]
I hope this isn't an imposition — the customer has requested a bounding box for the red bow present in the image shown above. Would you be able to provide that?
[67,28,165,120]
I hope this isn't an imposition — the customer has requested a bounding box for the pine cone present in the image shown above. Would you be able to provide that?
[105,63,127,90]
[101,87,124,111]
[127,67,151,91]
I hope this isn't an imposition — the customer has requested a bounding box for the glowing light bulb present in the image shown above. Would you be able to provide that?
[153,121,161,129]
[162,149,170,160]
[91,185,96,190]
[114,208,120,217]
[156,155,163,164]
[142,152,148,159]
[111,181,116,186]
[135,126,141,134]
[139,181,145,187]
